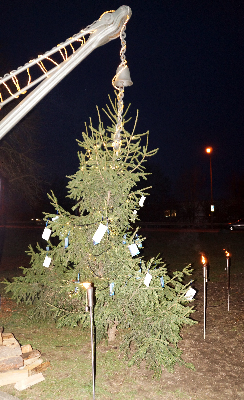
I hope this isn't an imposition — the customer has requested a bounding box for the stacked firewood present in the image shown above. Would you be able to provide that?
[0,327,50,391]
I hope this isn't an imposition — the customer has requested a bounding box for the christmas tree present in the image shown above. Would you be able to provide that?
[5,98,196,375]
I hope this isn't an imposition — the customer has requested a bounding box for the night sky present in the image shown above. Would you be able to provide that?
[1,0,244,201]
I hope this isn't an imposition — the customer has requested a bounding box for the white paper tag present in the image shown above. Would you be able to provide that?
[133,210,137,215]
[92,223,107,245]
[128,243,140,257]
[139,195,146,207]
[43,255,52,268]
[144,272,152,287]
[185,287,196,300]
[52,215,59,221]
[42,227,51,241]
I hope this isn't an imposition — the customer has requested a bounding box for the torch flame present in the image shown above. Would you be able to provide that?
[223,249,230,258]
[82,282,91,289]
[201,255,206,265]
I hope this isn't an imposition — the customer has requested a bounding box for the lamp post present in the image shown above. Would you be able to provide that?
[205,147,214,228]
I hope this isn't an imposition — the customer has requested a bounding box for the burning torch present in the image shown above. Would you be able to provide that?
[201,254,208,339]
[223,249,231,312]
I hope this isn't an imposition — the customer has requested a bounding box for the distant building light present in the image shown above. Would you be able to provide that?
[164,210,176,217]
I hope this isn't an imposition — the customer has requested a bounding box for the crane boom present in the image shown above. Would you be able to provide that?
[0,6,131,140]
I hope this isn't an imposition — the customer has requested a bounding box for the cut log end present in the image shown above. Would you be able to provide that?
[21,344,32,354]
[14,372,45,391]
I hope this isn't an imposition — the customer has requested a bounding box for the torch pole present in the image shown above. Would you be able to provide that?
[223,250,231,312]
[90,306,95,399]
[82,283,95,400]
[87,286,95,400]
[227,256,230,312]
[203,263,207,340]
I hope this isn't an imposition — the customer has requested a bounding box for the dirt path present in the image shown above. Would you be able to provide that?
[157,274,244,399]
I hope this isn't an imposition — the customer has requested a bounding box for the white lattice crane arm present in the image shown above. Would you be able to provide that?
[0,6,132,140]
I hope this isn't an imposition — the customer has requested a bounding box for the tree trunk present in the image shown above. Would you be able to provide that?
[107,320,118,342]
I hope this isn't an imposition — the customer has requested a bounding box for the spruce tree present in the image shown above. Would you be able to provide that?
[5,98,196,375]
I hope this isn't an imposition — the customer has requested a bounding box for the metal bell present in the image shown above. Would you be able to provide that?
[114,64,133,88]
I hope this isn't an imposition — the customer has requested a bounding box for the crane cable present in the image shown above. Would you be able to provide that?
[112,16,130,154]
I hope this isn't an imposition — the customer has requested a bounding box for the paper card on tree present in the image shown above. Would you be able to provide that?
[42,227,51,241]
[133,210,137,215]
[128,243,140,257]
[160,276,165,287]
[139,195,146,207]
[43,255,51,268]
[92,223,107,245]
[64,237,69,248]
[144,272,152,287]
[185,287,196,300]
[52,216,59,221]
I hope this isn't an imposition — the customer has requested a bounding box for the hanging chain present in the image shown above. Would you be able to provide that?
[112,16,130,153]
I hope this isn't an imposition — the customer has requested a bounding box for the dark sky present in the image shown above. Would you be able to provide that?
[1,0,244,200]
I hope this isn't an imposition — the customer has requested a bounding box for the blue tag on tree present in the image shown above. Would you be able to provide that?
[109,282,115,296]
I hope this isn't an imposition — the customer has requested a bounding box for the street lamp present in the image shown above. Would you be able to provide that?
[205,147,214,227]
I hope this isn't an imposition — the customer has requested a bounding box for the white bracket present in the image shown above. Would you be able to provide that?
[0,6,132,140]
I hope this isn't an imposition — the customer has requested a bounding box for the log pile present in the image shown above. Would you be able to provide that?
[0,327,50,391]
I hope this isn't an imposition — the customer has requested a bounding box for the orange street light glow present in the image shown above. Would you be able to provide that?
[206,147,212,154]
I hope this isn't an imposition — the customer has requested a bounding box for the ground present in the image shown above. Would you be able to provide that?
[0,228,243,399]
[164,273,244,399]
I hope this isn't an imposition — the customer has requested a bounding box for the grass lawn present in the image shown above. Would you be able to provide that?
[0,227,243,399]
[1,301,190,400]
